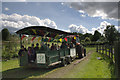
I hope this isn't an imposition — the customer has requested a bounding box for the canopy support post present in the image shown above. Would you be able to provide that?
[19,34,22,48]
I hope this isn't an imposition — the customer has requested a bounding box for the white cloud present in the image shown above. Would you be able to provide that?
[4,8,9,11]
[68,21,119,35]
[69,24,89,34]
[93,21,111,34]
[65,2,118,20]
[90,21,119,35]
[92,10,108,19]
[1,13,57,32]
[79,10,85,13]
[81,14,86,17]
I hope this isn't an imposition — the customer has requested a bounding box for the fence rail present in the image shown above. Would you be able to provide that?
[96,42,120,78]
[96,44,114,62]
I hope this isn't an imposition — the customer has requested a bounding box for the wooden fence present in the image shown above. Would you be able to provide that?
[96,42,120,78]
[96,44,114,62]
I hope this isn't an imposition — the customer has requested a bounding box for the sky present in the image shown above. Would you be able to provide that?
[1,1,120,34]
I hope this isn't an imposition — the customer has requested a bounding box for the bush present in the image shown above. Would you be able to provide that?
[2,51,12,60]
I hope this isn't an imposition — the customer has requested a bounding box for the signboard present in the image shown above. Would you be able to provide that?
[70,48,76,57]
[37,54,46,63]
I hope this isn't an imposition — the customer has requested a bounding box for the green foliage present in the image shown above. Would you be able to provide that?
[84,37,91,42]
[2,28,10,41]
[104,25,118,44]
[2,51,12,60]
[2,41,19,60]
[84,33,92,38]
[79,33,92,41]
[91,30,101,41]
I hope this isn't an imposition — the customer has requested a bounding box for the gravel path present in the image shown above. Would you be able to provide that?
[42,51,93,78]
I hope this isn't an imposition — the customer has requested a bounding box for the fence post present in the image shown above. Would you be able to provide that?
[102,45,104,54]
[105,45,107,55]
[108,46,111,58]
[114,41,120,78]
[99,45,101,53]
[98,45,100,53]
[96,45,98,52]
[111,46,113,60]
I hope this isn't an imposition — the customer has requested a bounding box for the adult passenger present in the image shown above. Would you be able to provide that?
[28,47,32,62]
[34,43,39,51]
[76,43,83,59]
[31,44,36,62]
[51,43,55,50]
[18,45,26,56]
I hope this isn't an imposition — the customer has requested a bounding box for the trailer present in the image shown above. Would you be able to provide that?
[16,26,85,68]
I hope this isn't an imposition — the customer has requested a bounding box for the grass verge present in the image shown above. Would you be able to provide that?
[62,52,115,78]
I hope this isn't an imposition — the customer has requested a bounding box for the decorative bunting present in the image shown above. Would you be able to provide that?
[48,38,51,42]
[32,37,36,41]
[39,30,44,35]
[44,38,48,42]
[38,37,41,42]
[43,32,49,38]
[21,35,26,40]
[74,36,76,40]
[55,34,59,39]
[32,29,37,34]
[59,38,62,42]
[64,38,67,42]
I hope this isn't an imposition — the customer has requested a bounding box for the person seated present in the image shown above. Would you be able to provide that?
[34,43,39,51]
[18,45,26,56]
[51,43,55,50]
[28,47,32,62]
[54,44,57,50]
[67,43,70,48]
[45,43,47,46]
[47,44,50,48]
[31,44,36,62]
[40,42,47,50]
[60,42,67,49]
[58,45,60,50]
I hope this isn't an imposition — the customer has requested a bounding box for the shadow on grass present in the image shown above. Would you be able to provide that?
[97,53,115,78]
[2,65,60,79]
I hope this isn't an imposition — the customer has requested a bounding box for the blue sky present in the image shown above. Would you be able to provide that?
[2,2,119,34]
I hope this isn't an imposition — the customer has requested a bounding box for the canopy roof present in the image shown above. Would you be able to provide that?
[16,26,73,38]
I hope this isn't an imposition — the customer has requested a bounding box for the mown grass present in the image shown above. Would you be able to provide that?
[2,47,115,78]
[98,50,115,62]
[62,52,115,78]
[2,58,54,78]
[2,58,19,72]
[85,47,96,54]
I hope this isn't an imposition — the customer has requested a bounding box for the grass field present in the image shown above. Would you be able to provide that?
[62,52,115,78]
[2,47,115,79]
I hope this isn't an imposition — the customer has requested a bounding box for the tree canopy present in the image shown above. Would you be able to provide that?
[104,25,118,44]
[2,28,10,41]
[91,30,101,41]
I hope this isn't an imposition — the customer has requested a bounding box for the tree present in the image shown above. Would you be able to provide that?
[104,25,118,44]
[91,30,101,41]
[84,33,92,38]
[84,37,91,42]
[1,28,10,41]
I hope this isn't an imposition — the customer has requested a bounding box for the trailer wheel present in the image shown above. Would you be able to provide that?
[67,57,72,64]
[61,58,67,67]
